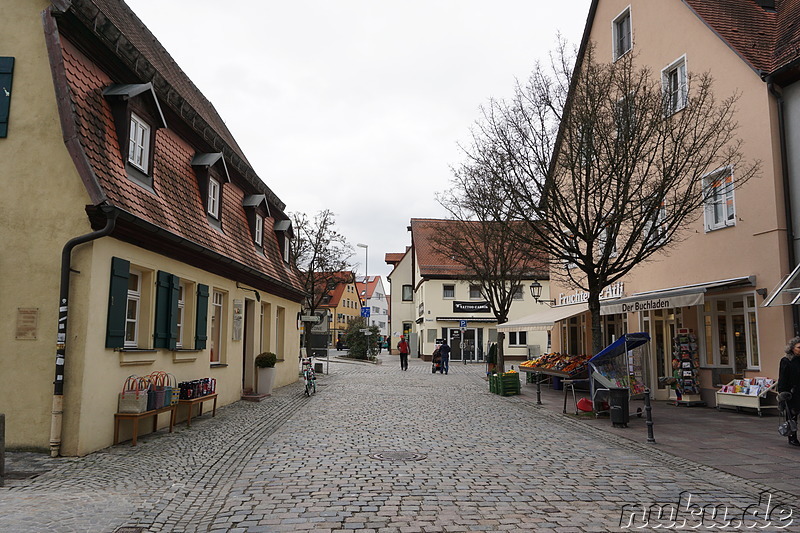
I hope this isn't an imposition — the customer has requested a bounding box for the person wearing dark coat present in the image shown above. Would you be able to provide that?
[438,341,451,374]
[777,336,800,446]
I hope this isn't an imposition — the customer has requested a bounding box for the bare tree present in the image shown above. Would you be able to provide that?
[453,41,759,356]
[425,216,545,374]
[290,209,354,357]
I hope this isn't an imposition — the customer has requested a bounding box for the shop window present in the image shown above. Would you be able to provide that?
[701,295,759,371]
[509,331,527,346]
[662,56,688,115]
[402,285,413,301]
[703,168,735,232]
[613,6,632,60]
[443,285,455,299]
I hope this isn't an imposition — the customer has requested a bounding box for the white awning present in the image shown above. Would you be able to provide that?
[601,276,755,315]
[497,303,588,332]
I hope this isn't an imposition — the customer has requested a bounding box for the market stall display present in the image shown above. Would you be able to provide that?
[519,352,592,378]
[716,377,778,416]
[589,333,650,424]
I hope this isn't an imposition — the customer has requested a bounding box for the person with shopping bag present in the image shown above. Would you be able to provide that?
[777,336,800,446]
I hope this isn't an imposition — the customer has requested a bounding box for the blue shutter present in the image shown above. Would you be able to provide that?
[106,257,130,348]
[195,284,209,349]
[0,57,13,138]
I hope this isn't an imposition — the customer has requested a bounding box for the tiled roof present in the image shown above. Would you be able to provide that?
[60,36,303,294]
[410,219,547,279]
[356,276,381,299]
[384,252,407,265]
[681,0,800,74]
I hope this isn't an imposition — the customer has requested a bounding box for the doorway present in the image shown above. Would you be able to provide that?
[242,299,256,393]
[448,328,476,361]
[643,308,678,400]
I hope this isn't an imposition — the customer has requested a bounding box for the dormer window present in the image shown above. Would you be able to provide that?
[274,219,294,263]
[207,177,220,218]
[192,153,230,226]
[128,113,151,172]
[103,83,166,188]
[255,214,263,245]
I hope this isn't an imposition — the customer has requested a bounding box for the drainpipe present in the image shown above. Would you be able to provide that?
[50,205,117,457]
[767,79,800,336]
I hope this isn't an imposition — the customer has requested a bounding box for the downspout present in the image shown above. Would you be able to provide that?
[767,79,800,335]
[50,205,117,457]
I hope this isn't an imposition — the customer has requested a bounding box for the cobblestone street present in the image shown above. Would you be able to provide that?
[1,354,795,532]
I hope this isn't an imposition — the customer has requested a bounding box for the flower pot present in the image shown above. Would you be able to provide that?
[257,367,276,395]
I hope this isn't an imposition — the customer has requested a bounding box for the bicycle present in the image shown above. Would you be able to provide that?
[301,357,316,396]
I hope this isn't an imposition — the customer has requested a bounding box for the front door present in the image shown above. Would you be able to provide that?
[448,328,476,361]
[646,309,677,401]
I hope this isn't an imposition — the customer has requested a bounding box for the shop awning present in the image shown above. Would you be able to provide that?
[497,303,588,332]
[764,263,800,306]
[601,276,755,316]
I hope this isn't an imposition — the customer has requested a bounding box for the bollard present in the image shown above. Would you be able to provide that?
[644,389,656,443]
[1,413,5,486]
[536,372,542,405]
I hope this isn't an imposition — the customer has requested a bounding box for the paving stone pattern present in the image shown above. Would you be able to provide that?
[0,356,795,532]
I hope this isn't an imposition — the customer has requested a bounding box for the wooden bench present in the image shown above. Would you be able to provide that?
[178,393,218,427]
[114,404,177,446]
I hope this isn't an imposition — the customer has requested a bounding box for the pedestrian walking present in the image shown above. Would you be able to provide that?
[398,336,409,371]
[778,336,800,446]
[439,340,451,375]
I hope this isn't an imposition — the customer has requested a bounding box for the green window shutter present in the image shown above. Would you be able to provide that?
[0,57,14,138]
[154,272,181,349]
[106,257,130,348]
[195,284,209,349]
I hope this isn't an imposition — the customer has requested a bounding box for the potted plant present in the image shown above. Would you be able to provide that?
[255,352,278,395]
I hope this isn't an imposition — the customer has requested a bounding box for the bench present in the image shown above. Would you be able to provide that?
[178,393,218,427]
[114,404,176,446]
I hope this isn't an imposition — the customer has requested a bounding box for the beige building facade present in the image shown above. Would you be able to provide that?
[546,0,799,404]
[1,0,305,456]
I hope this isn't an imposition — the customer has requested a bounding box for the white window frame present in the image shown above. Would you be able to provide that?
[283,236,290,262]
[207,177,221,219]
[210,290,225,363]
[512,285,524,300]
[443,284,455,299]
[176,283,185,349]
[402,285,413,301]
[612,6,632,60]
[128,113,151,172]
[509,331,527,347]
[703,167,735,232]
[255,213,263,246]
[124,269,142,348]
[662,56,688,115]
[643,202,667,248]
[699,294,760,370]
[469,285,482,300]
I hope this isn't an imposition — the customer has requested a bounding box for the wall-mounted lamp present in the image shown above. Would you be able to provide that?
[529,280,556,307]
[236,282,261,302]
[756,288,768,300]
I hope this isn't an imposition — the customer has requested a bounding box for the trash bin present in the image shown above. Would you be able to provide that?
[609,387,630,427]
[552,376,563,390]
[314,362,324,374]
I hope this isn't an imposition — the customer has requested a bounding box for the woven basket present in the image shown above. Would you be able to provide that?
[118,375,149,413]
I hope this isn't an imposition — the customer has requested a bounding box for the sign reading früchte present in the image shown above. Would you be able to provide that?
[453,301,490,313]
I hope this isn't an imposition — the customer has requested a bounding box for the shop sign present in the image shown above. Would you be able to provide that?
[601,291,704,316]
[558,282,625,306]
[453,301,490,313]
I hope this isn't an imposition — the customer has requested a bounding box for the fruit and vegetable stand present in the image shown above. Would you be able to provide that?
[518,353,592,406]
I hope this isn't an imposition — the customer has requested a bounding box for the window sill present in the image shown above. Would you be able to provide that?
[173,349,201,363]
[210,363,228,368]
[118,349,157,366]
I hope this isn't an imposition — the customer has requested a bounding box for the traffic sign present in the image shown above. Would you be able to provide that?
[361,306,371,318]
[359,328,372,334]
[459,320,467,328]
[300,315,320,322]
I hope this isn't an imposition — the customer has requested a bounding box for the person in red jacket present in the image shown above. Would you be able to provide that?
[398,336,410,371]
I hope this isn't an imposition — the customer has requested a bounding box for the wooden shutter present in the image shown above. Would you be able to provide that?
[195,284,209,349]
[106,257,130,348]
[154,271,180,349]
[0,57,13,138]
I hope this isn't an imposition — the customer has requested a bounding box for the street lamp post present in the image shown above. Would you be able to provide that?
[357,242,368,328]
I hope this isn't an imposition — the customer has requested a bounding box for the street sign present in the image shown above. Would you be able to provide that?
[459,320,467,328]
[361,306,371,318]
[359,328,372,334]
[300,315,320,322]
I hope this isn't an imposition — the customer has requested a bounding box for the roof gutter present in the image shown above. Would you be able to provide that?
[50,204,117,457]
[766,77,800,335]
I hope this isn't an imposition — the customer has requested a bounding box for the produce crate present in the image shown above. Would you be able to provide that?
[497,372,521,396]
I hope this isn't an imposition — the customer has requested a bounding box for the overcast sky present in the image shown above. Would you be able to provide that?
[125,0,592,287]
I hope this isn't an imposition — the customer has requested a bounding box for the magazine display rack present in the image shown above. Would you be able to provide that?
[673,329,704,406]
[716,377,778,416]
